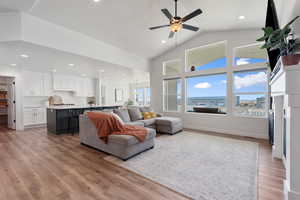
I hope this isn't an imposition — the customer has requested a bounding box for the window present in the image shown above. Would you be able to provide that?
[135,88,144,106]
[163,78,182,112]
[145,88,151,105]
[163,60,181,76]
[135,87,151,106]
[186,41,227,72]
[186,74,227,114]
[233,70,268,117]
[234,44,268,66]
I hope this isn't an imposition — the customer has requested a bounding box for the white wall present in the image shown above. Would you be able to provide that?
[150,29,269,139]
[0,12,21,42]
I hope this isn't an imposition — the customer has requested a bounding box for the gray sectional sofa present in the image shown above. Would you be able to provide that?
[80,114,156,161]
[114,106,183,134]
[79,106,183,160]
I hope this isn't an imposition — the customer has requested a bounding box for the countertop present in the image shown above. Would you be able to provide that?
[47,105,122,110]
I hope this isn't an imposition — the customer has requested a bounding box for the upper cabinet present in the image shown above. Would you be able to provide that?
[53,74,76,91]
[23,71,53,97]
[23,71,96,97]
[75,77,96,97]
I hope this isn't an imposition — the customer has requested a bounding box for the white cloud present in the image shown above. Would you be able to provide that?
[221,80,227,84]
[236,58,251,65]
[194,82,211,89]
[235,71,266,89]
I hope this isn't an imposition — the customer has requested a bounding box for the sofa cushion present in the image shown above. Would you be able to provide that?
[113,109,131,123]
[139,118,157,127]
[140,106,154,113]
[125,121,144,127]
[155,117,182,126]
[128,107,143,121]
[108,128,156,146]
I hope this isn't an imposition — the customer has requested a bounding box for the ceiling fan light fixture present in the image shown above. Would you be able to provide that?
[170,22,182,32]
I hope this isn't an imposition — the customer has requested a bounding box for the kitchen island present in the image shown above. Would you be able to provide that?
[47,105,121,134]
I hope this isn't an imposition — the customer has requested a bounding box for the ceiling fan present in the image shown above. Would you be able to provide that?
[149,0,203,38]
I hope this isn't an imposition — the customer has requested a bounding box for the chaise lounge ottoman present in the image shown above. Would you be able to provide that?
[79,114,156,161]
[155,117,183,135]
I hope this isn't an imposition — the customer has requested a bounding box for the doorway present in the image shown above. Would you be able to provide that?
[0,76,16,129]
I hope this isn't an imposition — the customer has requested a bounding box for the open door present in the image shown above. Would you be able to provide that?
[7,78,16,130]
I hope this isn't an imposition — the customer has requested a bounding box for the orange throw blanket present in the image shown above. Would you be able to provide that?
[86,111,148,143]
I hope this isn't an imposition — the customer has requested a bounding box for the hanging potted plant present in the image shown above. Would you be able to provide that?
[257,16,300,66]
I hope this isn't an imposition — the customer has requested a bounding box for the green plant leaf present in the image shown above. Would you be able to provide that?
[263,27,274,35]
[283,16,300,29]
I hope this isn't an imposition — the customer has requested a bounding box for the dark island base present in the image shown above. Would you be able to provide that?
[47,106,120,134]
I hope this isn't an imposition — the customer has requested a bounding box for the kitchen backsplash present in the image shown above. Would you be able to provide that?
[23,91,88,107]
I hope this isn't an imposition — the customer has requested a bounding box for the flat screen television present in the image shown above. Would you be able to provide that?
[265,0,281,71]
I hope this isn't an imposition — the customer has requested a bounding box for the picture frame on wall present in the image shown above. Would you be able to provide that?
[115,88,123,102]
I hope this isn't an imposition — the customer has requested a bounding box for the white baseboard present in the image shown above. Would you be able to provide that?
[24,123,46,129]
[183,124,268,140]
[284,180,300,200]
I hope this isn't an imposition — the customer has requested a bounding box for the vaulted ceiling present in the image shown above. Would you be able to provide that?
[0,0,268,59]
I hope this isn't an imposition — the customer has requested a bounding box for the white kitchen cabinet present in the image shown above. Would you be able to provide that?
[23,71,44,96]
[75,78,96,97]
[43,73,54,96]
[53,74,76,91]
[86,78,96,97]
[23,71,54,96]
[23,107,47,126]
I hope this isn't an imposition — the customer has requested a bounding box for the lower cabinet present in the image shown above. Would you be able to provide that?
[23,107,47,126]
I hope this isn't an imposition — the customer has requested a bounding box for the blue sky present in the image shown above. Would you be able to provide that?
[187,57,267,98]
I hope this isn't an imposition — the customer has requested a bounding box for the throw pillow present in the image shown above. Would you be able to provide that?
[128,108,143,121]
[143,112,157,119]
[113,109,131,123]
[143,112,152,119]
[150,112,157,118]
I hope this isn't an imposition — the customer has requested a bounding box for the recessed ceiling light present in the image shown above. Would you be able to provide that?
[161,40,166,44]
[82,74,87,77]
[93,0,100,2]
[52,69,57,73]
[68,63,75,66]
[238,16,245,20]
[10,64,17,66]
[20,54,29,58]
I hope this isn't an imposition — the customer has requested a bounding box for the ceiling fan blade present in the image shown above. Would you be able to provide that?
[182,9,203,22]
[182,24,199,32]
[149,25,170,30]
[169,31,175,38]
[161,9,173,20]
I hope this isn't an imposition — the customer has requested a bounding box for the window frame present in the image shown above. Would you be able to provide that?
[160,41,269,118]
[233,43,269,68]
[163,78,182,113]
[232,68,269,118]
[185,72,228,115]
[185,40,228,73]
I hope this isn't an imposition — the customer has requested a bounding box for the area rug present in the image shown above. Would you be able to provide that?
[105,131,259,200]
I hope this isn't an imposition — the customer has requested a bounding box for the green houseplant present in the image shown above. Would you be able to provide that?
[257,16,300,66]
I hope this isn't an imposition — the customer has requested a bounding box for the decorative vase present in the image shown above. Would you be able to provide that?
[191,66,195,71]
[282,54,300,66]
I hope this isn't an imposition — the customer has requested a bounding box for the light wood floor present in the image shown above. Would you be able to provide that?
[0,126,285,200]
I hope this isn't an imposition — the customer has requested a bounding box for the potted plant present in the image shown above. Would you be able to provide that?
[257,16,300,66]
